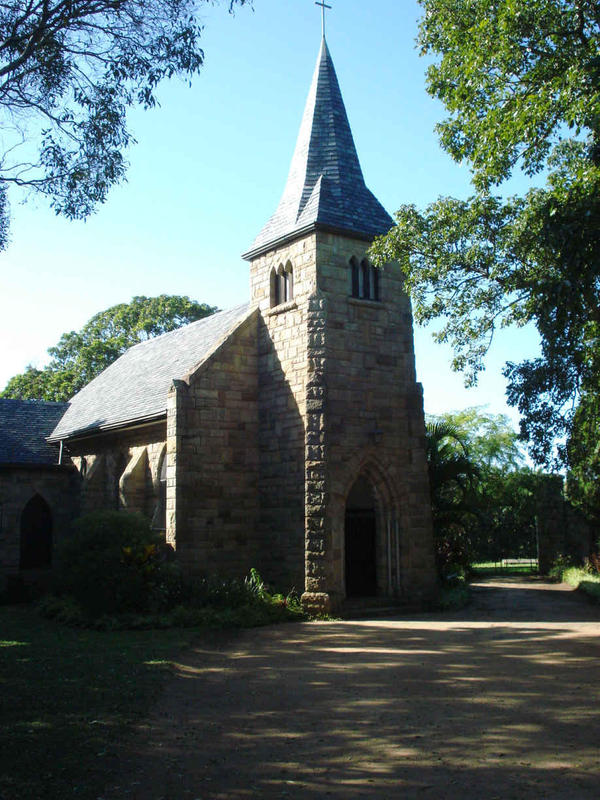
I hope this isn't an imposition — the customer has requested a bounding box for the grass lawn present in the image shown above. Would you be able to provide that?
[560,567,600,602]
[471,560,539,575]
[0,605,194,800]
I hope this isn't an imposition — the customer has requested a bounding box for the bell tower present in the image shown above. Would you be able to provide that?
[243,38,436,613]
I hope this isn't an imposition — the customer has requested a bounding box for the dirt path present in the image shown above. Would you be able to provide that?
[105,577,600,799]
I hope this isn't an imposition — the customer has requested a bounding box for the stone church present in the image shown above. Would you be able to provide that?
[1,39,436,612]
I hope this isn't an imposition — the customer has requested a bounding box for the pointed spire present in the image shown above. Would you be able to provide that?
[242,40,393,260]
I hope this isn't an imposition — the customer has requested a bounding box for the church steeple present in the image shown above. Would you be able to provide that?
[242,39,393,261]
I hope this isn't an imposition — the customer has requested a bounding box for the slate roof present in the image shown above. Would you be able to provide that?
[243,38,394,260]
[0,399,67,464]
[50,303,253,441]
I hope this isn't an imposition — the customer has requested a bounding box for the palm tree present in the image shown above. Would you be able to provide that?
[425,421,480,577]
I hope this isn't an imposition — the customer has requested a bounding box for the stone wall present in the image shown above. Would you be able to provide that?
[0,465,80,590]
[314,232,436,608]
[168,311,260,579]
[536,475,596,574]
[250,236,316,591]
[66,422,167,526]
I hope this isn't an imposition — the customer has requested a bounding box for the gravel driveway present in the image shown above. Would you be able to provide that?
[105,577,600,799]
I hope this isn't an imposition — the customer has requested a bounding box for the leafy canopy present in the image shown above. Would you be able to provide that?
[371,0,600,470]
[427,407,541,566]
[566,382,600,518]
[0,0,248,247]
[425,419,480,575]
[428,406,525,472]
[422,0,600,189]
[1,294,217,401]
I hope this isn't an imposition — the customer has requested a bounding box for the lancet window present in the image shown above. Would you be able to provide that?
[350,257,380,301]
[270,261,294,307]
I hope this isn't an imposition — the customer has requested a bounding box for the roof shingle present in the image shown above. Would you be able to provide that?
[50,303,252,441]
[0,399,67,464]
[243,39,394,260]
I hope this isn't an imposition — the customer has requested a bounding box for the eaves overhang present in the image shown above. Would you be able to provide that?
[47,412,167,445]
[242,221,379,262]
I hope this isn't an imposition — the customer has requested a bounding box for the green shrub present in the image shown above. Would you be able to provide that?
[187,575,258,609]
[53,510,182,618]
[549,557,600,604]
[436,576,471,610]
[185,568,302,613]
[578,580,600,601]
[562,566,600,589]
[45,545,306,629]
[37,593,88,626]
[549,554,574,581]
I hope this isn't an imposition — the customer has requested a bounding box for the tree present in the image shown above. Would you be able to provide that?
[472,468,543,564]
[1,294,217,400]
[370,0,600,473]
[425,420,480,575]
[427,408,541,566]
[566,383,600,518]
[0,0,248,247]
[430,406,525,472]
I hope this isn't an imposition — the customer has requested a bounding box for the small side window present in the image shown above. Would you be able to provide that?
[285,261,294,302]
[158,455,167,531]
[271,262,294,307]
[270,268,278,308]
[350,258,380,301]
[361,259,371,300]
[350,257,360,297]
[372,264,380,301]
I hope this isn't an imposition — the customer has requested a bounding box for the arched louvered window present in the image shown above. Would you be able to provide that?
[271,262,294,307]
[350,257,381,301]
[158,453,167,531]
[270,268,278,308]
[350,256,360,297]
[361,259,371,299]
[284,261,294,302]
[372,262,380,301]
[277,265,286,305]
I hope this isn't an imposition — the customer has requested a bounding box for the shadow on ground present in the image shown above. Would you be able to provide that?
[106,577,600,800]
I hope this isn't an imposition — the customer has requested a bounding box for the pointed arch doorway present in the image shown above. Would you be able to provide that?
[20,494,53,570]
[345,476,377,597]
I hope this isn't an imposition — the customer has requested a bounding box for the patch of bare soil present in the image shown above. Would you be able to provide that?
[103,577,600,799]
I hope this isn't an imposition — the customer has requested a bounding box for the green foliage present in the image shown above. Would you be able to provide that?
[0,0,249,247]
[549,553,576,580]
[470,468,544,563]
[426,408,545,566]
[472,560,539,575]
[566,384,600,518]
[550,556,600,602]
[246,566,270,600]
[436,576,471,611]
[52,510,180,618]
[45,535,305,628]
[431,406,525,470]
[425,420,480,576]
[371,0,600,476]
[417,0,600,189]
[1,294,217,400]
[39,593,305,630]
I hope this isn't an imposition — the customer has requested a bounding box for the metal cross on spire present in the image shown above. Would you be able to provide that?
[315,1,332,38]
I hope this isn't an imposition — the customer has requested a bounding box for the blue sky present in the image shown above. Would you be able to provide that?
[0,0,540,428]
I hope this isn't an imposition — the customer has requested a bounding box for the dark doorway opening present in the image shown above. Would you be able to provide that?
[345,477,377,597]
[20,494,53,569]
